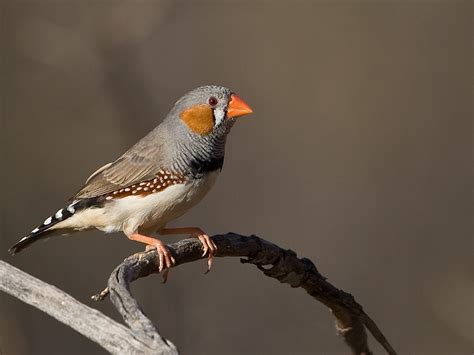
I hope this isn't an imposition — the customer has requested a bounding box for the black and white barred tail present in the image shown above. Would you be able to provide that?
[8,198,102,255]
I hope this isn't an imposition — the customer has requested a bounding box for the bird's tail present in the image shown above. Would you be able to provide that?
[8,229,62,255]
[8,202,79,255]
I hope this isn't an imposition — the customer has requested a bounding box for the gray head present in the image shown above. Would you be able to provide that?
[159,85,253,175]
[166,85,252,135]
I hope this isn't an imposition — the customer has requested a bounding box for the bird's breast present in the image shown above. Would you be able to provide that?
[102,170,220,234]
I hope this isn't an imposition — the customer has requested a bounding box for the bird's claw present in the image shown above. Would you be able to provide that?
[196,234,217,273]
[146,242,175,283]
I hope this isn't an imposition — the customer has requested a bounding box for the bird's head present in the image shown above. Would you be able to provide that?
[170,85,253,137]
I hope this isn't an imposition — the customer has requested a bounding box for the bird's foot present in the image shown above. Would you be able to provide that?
[144,242,175,283]
[128,233,175,283]
[159,227,217,273]
[194,232,217,273]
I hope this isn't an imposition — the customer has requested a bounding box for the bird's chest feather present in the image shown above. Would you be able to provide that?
[105,171,220,233]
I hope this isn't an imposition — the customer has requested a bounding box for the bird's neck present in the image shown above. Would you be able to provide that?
[171,122,233,178]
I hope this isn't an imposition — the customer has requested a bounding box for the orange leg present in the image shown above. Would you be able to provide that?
[128,233,175,282]
[160,227,217,272]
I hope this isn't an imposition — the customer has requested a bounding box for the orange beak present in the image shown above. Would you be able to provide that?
[227,94,253,119]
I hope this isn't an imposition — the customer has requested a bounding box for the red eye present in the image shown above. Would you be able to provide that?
[208,96,218,106]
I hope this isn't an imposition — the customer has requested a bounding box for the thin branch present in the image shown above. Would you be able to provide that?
[1,233,396,355]
[93,233,396,355]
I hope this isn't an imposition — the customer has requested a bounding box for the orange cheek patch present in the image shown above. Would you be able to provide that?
[180,104,214,135]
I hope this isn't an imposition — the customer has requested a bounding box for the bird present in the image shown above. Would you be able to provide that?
[8,85,253,280]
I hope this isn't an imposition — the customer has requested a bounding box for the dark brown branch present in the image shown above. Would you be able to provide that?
[93,233,396,355]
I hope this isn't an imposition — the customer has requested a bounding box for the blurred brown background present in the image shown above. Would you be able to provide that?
[0,1,472,354]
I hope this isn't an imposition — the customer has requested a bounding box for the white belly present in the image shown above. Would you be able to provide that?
[56,171,220,235]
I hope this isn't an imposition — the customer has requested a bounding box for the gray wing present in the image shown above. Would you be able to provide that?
[72,149,160,200]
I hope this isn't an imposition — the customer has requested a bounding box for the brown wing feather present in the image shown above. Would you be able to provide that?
[72,152,160,200]
[71,123,171,200]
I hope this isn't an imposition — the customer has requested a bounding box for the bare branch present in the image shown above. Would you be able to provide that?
[0,260,177,354]
[93,233,396,355]
[1,233,396,355]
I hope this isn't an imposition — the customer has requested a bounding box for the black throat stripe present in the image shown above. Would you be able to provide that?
[189,156,224,177]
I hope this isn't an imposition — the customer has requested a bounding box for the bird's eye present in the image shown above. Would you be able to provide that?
[208,96,218,106]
